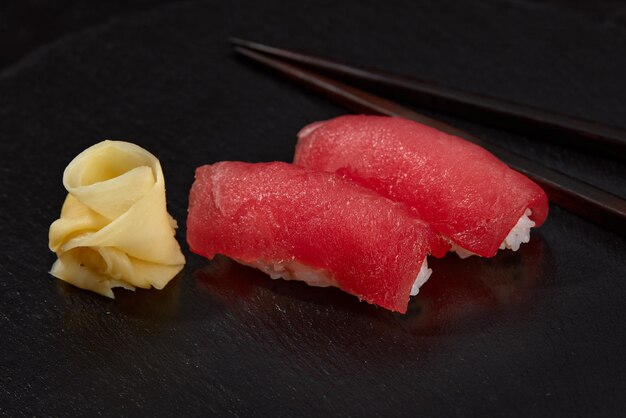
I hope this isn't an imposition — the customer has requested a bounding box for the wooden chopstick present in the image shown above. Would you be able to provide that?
[232,45,626,236]
[231,38,626,161]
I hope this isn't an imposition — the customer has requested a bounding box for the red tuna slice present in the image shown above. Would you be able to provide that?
[294,115,548,258]
[187,161,448,313]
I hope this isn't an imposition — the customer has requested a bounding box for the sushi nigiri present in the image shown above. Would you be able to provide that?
[294,115,549,258]
[187,161,448,313]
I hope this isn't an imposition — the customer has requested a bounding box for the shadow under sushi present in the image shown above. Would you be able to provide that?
[193,234,554,336]
[406,234,555,335]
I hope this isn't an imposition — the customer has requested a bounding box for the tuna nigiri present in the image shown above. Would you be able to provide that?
[294,115,548,258]
[187,161,448,313]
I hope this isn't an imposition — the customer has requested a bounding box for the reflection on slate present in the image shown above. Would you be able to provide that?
[412,236,554,334]
[56,272,183,320]
[115,273,183,320]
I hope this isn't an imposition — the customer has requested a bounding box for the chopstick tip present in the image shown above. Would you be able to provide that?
[228,37,282,56]
[229,37,256,49]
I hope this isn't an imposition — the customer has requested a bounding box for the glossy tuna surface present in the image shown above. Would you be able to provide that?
[294,115,549,257]
[187,161,447,312]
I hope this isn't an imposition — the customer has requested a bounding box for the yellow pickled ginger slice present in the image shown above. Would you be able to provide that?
[48,140,185,297]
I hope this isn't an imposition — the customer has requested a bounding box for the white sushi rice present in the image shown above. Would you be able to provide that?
[238,259,337,288]
[451,208,535,258]
[498,208,536,251]
[410,258,432,296]
[450,244,477,259]
[240,257,432,297]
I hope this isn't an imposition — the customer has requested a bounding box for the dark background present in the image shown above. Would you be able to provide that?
[1,0,625,416]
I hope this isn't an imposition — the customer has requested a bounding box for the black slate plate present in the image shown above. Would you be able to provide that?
[1,1,625,416]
